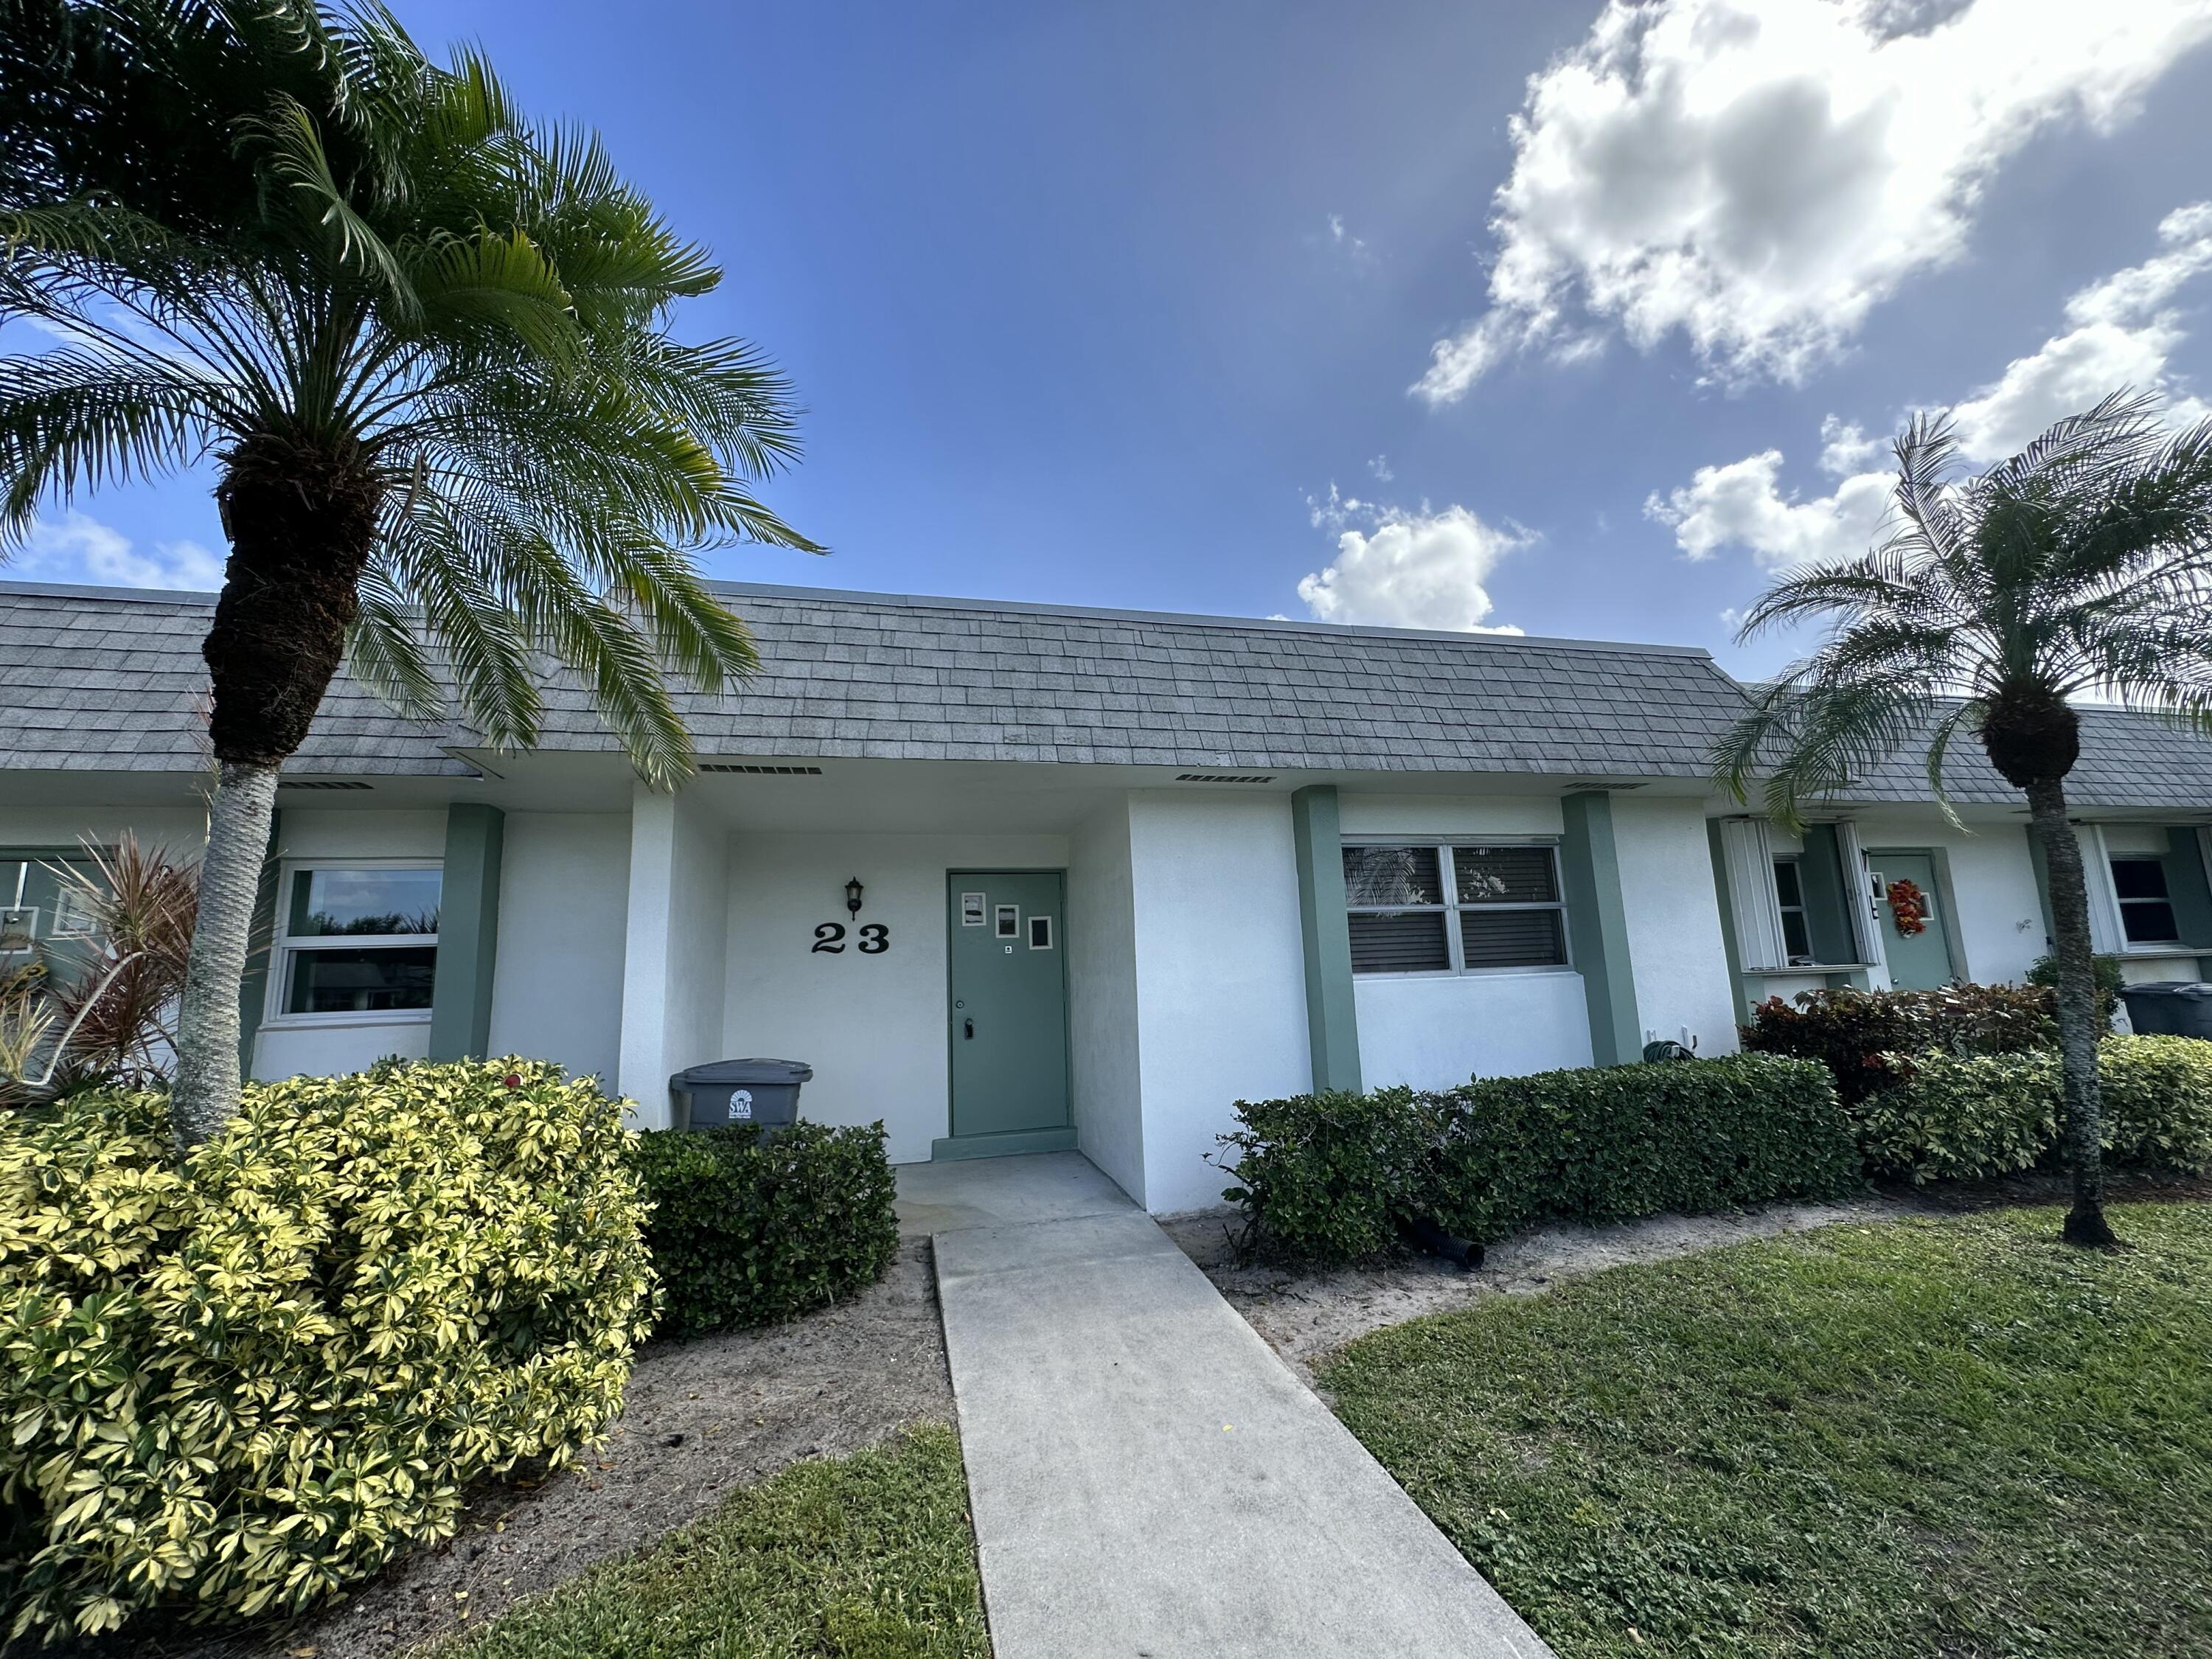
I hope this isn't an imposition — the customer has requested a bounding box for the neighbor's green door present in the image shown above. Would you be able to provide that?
[1872,851,1956,990]
[947,872,1071,1143]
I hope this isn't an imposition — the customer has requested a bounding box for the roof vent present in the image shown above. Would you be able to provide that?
[1175,773,1276,785]
[279,779,372,791]
[699,762,823,775]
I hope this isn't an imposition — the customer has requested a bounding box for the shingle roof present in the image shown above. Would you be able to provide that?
[0,583,472,775]
[1840,703,2212,810]
[552,583,1757,776]
[0,578,1757,779]
[5,577,2211,806]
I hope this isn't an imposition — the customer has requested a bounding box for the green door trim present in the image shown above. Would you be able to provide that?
[934,868,1076,1161]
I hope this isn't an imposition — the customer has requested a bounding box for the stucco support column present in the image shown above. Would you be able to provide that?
[1561,790,1641,1066]
[1290,785,1362,1094]
[428,804,504,1061]
[618,789,680,1122]
[617,786,729,1126]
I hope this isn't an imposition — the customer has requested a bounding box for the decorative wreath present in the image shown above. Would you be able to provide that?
[1885,877,1929,937]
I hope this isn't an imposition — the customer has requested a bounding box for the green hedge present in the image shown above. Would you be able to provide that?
[1862,1034,2212,1182]
[1217,1054,1858,1266]
[1,1060,653,1642]
[1435,1054,1860,1242]
[633,1121,900,1337]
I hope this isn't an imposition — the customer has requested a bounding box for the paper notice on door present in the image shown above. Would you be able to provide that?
[961,891,987,926]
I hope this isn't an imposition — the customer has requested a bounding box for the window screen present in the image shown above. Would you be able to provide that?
[1349,908,1452,973]
[1344,842,1568,975]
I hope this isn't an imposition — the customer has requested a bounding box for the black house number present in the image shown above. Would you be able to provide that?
[813,922,891,954]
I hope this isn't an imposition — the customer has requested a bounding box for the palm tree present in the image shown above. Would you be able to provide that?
[1,1,818,1147]
[1714,393,2212,1249]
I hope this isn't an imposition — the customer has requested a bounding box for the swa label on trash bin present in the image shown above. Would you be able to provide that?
[729,1088,754,1121]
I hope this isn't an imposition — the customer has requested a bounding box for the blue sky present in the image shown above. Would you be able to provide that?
[13,0,2212,679]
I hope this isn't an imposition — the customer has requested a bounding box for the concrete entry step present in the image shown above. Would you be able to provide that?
[933,1206,1557,1658]
[894,1149,1136,1239]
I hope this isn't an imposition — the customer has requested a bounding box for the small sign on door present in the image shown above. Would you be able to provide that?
[995,903,1019,939]
[961,891,987,926]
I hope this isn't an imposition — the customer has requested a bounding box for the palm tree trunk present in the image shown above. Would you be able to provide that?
[2024,776,2118,1248]
[168,759,279,1150]
[168,432,383,1152]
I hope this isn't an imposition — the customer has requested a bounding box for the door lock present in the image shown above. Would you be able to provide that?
[963,1018,975,1040]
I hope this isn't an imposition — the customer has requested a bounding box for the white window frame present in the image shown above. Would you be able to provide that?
[1342,837,1573,979]
[1771,856,1815,967]
[262,857,442,1029]
[2108,852,2185,948]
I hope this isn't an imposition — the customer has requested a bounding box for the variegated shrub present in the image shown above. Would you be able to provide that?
[0,1060,655,1641]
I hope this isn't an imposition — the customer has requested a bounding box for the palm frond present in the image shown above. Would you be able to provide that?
[1,0,814,787]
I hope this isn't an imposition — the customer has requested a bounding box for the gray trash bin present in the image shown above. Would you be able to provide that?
[2118,981,2212,1039]
[671,1057,814,1134]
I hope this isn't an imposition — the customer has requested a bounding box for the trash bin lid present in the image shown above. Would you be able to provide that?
[2123,981,2212,998]
[671,1057,815,1086]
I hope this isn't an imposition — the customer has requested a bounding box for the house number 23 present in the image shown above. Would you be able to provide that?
[813,922,890,954]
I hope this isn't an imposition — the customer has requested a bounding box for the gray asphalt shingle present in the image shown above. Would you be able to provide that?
[4,577,2211,807]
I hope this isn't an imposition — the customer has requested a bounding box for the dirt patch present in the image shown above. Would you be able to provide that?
[122,1239,953,1659]
[1162,1194,1933,1383]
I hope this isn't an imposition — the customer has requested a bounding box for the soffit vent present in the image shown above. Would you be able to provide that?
[1175,773,1276,785]
[699,762,824,775]
[279,779,372,791]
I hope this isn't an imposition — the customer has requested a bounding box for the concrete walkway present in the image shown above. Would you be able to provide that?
[917,1155,1556,1658]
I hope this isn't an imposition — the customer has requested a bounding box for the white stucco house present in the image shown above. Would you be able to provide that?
[7,578,2211,1214]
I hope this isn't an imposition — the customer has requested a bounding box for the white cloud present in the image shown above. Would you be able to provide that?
[1326,212,1376,269]
[1817,414,1884,476]
[1415,0,2212,403]
[9,512,224,590]
[1296,503,1530,632]
[1948,199,2212,458]
[1650,198,2212,575]
[1645,449,1894,571]
[1366,453,1394,482]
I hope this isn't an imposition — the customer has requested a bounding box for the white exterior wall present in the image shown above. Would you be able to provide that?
[1613,796,1740,1057]
[1067,800,1145,1203]
[1354,973,1590,1087]
[1126,792,1310,1214]
[486,812,630,1088]
[1336,793,1593,1086]
[720,831,1069,1166]
[279,808,447,860]
[617,787,729,1125]
[1853,810,2048,985]
[0,805,207,855]
[257,1020,429,1078]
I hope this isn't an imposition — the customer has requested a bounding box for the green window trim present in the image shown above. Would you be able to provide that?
[1559,791,1641,1067]
[428,804,504,1062]
[1290,786,1361,1095]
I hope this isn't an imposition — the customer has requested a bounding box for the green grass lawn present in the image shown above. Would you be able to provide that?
[1323,1202,2212,1659]
[452,1425,989,1659]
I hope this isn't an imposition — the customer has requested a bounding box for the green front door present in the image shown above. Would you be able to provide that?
[944,872,1073,1154]
[1871,850,1956,990]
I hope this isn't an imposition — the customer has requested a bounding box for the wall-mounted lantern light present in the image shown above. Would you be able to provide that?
[845,877,865,916]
